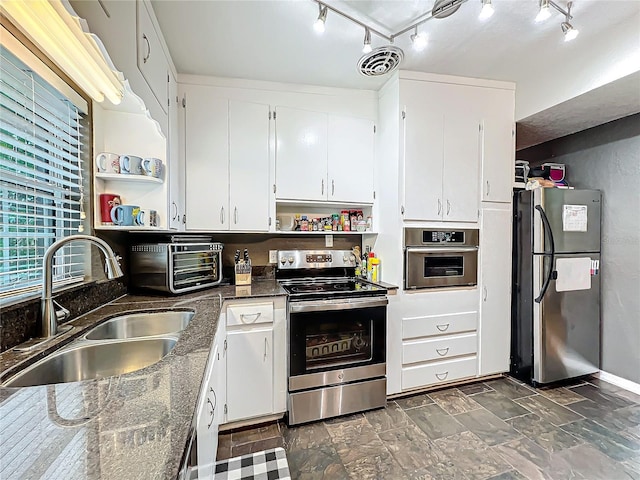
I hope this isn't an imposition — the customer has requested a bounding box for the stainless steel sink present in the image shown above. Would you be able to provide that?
[4,337,177,388]
[85,310,195,340]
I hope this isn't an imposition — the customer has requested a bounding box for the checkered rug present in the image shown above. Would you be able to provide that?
[214,447,291,480]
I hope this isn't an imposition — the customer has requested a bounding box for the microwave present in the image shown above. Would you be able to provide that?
[130,241,223,294]
[404,229,479,290]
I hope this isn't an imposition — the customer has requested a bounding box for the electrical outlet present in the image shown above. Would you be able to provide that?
[325,235,333,247]
[269,250,278,264]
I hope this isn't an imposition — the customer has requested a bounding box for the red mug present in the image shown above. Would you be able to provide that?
[99,193,121,224]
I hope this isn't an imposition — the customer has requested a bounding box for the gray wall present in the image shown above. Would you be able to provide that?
[518,113,640,384]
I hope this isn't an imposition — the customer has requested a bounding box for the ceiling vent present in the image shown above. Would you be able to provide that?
[432,0,464,19]
[357,46,404,77]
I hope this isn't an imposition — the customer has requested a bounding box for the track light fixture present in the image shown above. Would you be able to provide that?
[314,3,327,33]
[410,27,428,52]
[479,0,494,21]
[561,1,579,41]
[535,0,552,22]
[362,28,372,53]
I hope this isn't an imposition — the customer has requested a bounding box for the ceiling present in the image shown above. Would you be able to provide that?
[151,0,640,146]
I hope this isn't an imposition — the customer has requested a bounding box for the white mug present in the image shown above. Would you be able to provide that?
[95,152,120,173]
[142,157,163,178]
[135,208,158,227]
[119,155,143,175]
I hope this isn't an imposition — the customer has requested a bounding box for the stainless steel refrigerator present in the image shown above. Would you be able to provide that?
[511,188,601,386]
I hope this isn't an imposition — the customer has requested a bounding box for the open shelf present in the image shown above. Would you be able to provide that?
[95,225,165,231]
[273,230,375,235]
[96,172,163,184]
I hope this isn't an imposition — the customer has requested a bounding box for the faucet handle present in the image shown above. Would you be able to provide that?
[53,300,70,322]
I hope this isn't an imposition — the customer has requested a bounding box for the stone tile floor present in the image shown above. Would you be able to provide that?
[217,375,640,479]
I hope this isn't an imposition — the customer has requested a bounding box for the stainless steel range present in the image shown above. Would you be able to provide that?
[277,250,387,426]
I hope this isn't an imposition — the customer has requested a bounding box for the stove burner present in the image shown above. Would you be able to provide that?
[333,283,352,291]
[289,285,326,293]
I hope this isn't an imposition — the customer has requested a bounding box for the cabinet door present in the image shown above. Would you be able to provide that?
[226,328,274,421]
[136,1,168,114]
[183,88,229,230]
[229,101,270,231]
[482,112,515,203]
[479,205,512,375]
[168,70,184,230]
[401,80,444,221]
[327,115,374,204]
[196,342,219,479]
[275,107,327,201]
[442,113,481,222]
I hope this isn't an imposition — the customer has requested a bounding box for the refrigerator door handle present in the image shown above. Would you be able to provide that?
[535,205,556,303]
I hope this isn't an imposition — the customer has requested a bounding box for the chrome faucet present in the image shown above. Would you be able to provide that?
[41,234,123,339]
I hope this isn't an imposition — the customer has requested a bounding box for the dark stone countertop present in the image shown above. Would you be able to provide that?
[0,280,286,480]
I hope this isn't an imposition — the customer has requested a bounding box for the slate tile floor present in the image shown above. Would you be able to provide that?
[217,376,640,479]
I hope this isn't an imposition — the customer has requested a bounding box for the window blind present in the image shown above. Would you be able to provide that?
[0,46,87,299]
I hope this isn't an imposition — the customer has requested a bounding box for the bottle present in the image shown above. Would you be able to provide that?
[370,257,380,282]
[300,215,309,232]
[367,252,375,281]
[361,255,367,279]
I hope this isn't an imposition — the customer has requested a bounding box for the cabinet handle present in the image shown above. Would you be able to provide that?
[446,200,451,215]
[206,388,216,429]
[483,286,488,302]
[171,201,178,221]
[240,312,261,323]
[264,337,268,359]
[220,206,225,224]
[436,323,450,332]
[331,179,335,196]
[486,180,491,197]
[435,371,449,381]
[321,179,324,195]
[234,207,238,224]
[436,347,450,356]
[437,199,441,215]
[142,34,151,63]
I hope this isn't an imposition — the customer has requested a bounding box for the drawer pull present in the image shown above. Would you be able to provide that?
[240,312,261,323]
[435,371,449,381]
[436,347,450,356]
[436,323,450,332]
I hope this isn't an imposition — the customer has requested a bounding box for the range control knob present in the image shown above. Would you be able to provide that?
[288,256,294,264]
[280,257,286,265]
[343,255,349,263]
[350,254,356,263]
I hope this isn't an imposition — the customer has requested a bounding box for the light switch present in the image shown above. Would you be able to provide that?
[269,250,278,264]
[325,235,333,247]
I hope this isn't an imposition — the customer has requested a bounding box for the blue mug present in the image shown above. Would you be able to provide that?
[110,205,140,226]
[119,155,143,175]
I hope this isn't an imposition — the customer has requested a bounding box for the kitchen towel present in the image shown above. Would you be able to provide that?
[555,257,592,292]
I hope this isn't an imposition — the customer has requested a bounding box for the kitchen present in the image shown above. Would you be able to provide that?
[1,1,639,479]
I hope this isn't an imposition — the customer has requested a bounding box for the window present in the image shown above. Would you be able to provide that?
[0,45,89,300]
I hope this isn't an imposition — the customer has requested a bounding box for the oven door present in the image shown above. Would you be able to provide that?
[405,247,478,289]
[288,297,387,392]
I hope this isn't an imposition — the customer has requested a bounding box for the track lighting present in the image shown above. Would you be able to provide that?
[479,0,494,21]
[362,28,372,53]
[535,0,552,22]
[561,1,579,41]
[314,4,327,33]
[410,27,428,52]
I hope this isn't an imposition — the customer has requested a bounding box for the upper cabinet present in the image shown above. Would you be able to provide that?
[181,84,270,232]
[275,106,375,204]
[136,1,169,115]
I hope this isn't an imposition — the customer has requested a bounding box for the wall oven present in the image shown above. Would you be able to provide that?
[278,250,387,426]
[404,228,479,290]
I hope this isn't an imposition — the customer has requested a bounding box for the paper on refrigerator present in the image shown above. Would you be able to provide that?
[555,257,592,292]
[562,205,588,232]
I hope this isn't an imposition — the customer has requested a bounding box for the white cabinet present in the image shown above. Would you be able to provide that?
[275,107,375,204]
[222,297,287,424]
[182,85,270,231]
[137,1,168,114]
[478,204,512,375]
[401,80,481,223]
[168,70,184,230]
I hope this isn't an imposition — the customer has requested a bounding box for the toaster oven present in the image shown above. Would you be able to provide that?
[130,241,223,294]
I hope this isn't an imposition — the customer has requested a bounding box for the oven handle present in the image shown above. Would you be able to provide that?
[406,246,478,254]
[290,297,388,313]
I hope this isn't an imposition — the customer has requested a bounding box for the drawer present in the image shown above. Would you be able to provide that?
[403,333,477,364]
[402,311,477,339]
[401,356,477,391]
[227,302,273,327]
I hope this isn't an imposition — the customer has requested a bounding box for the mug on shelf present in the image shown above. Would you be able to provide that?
[111,204,141,226]
[95,152,120,174]
[142,158,163,178]
[135,209,159,227]
[119,155,143,175]
[98,193,121,225]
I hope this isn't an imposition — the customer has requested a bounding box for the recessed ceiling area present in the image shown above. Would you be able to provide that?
[151,0,640,146]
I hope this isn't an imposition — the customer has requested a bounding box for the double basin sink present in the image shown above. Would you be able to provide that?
[3,310,195,388]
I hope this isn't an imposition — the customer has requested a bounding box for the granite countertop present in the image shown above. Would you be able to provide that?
[0,280,286,480]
